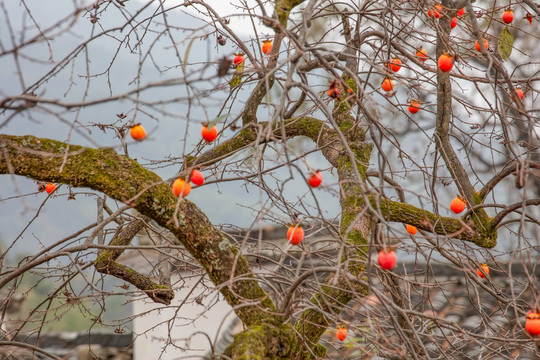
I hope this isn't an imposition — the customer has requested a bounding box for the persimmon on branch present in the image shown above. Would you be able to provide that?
[0,123,502,358]
[3,0,539,357]
[184,111,500,247]
[0,134,276,327]
[434,2,488,227]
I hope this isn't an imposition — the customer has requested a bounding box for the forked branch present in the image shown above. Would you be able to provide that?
[94,217,174,305]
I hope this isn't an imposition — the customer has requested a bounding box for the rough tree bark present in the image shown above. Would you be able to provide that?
[5,0,539,358]
[0,114,500,359]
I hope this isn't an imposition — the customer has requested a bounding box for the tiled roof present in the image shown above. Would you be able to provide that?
[0,332,132,360]
[324,263,540,359]
[4,225,537,359]
[134,225,540,359]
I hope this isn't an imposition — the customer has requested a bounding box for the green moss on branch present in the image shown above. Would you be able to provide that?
[294,275,369,354]
[275,0,306,26]
[0,134,277,326]
[371,197,497,248]
[225,322,301,359]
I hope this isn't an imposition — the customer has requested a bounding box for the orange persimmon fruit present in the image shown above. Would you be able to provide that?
[287,225,304,245]
[172,178,191,197]
[130,124,146,141]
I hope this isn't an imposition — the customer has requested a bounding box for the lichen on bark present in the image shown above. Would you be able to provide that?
[0,134,277,327]
[224,322,302,359]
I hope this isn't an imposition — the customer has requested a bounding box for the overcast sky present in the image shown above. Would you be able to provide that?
[0,0,343,258]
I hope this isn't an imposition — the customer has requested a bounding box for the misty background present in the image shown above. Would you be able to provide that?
[1,0,537,331]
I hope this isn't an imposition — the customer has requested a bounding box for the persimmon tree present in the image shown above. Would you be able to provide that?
[1,0,540,359]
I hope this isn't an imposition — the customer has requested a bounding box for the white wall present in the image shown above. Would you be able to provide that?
[132,273,239,360]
